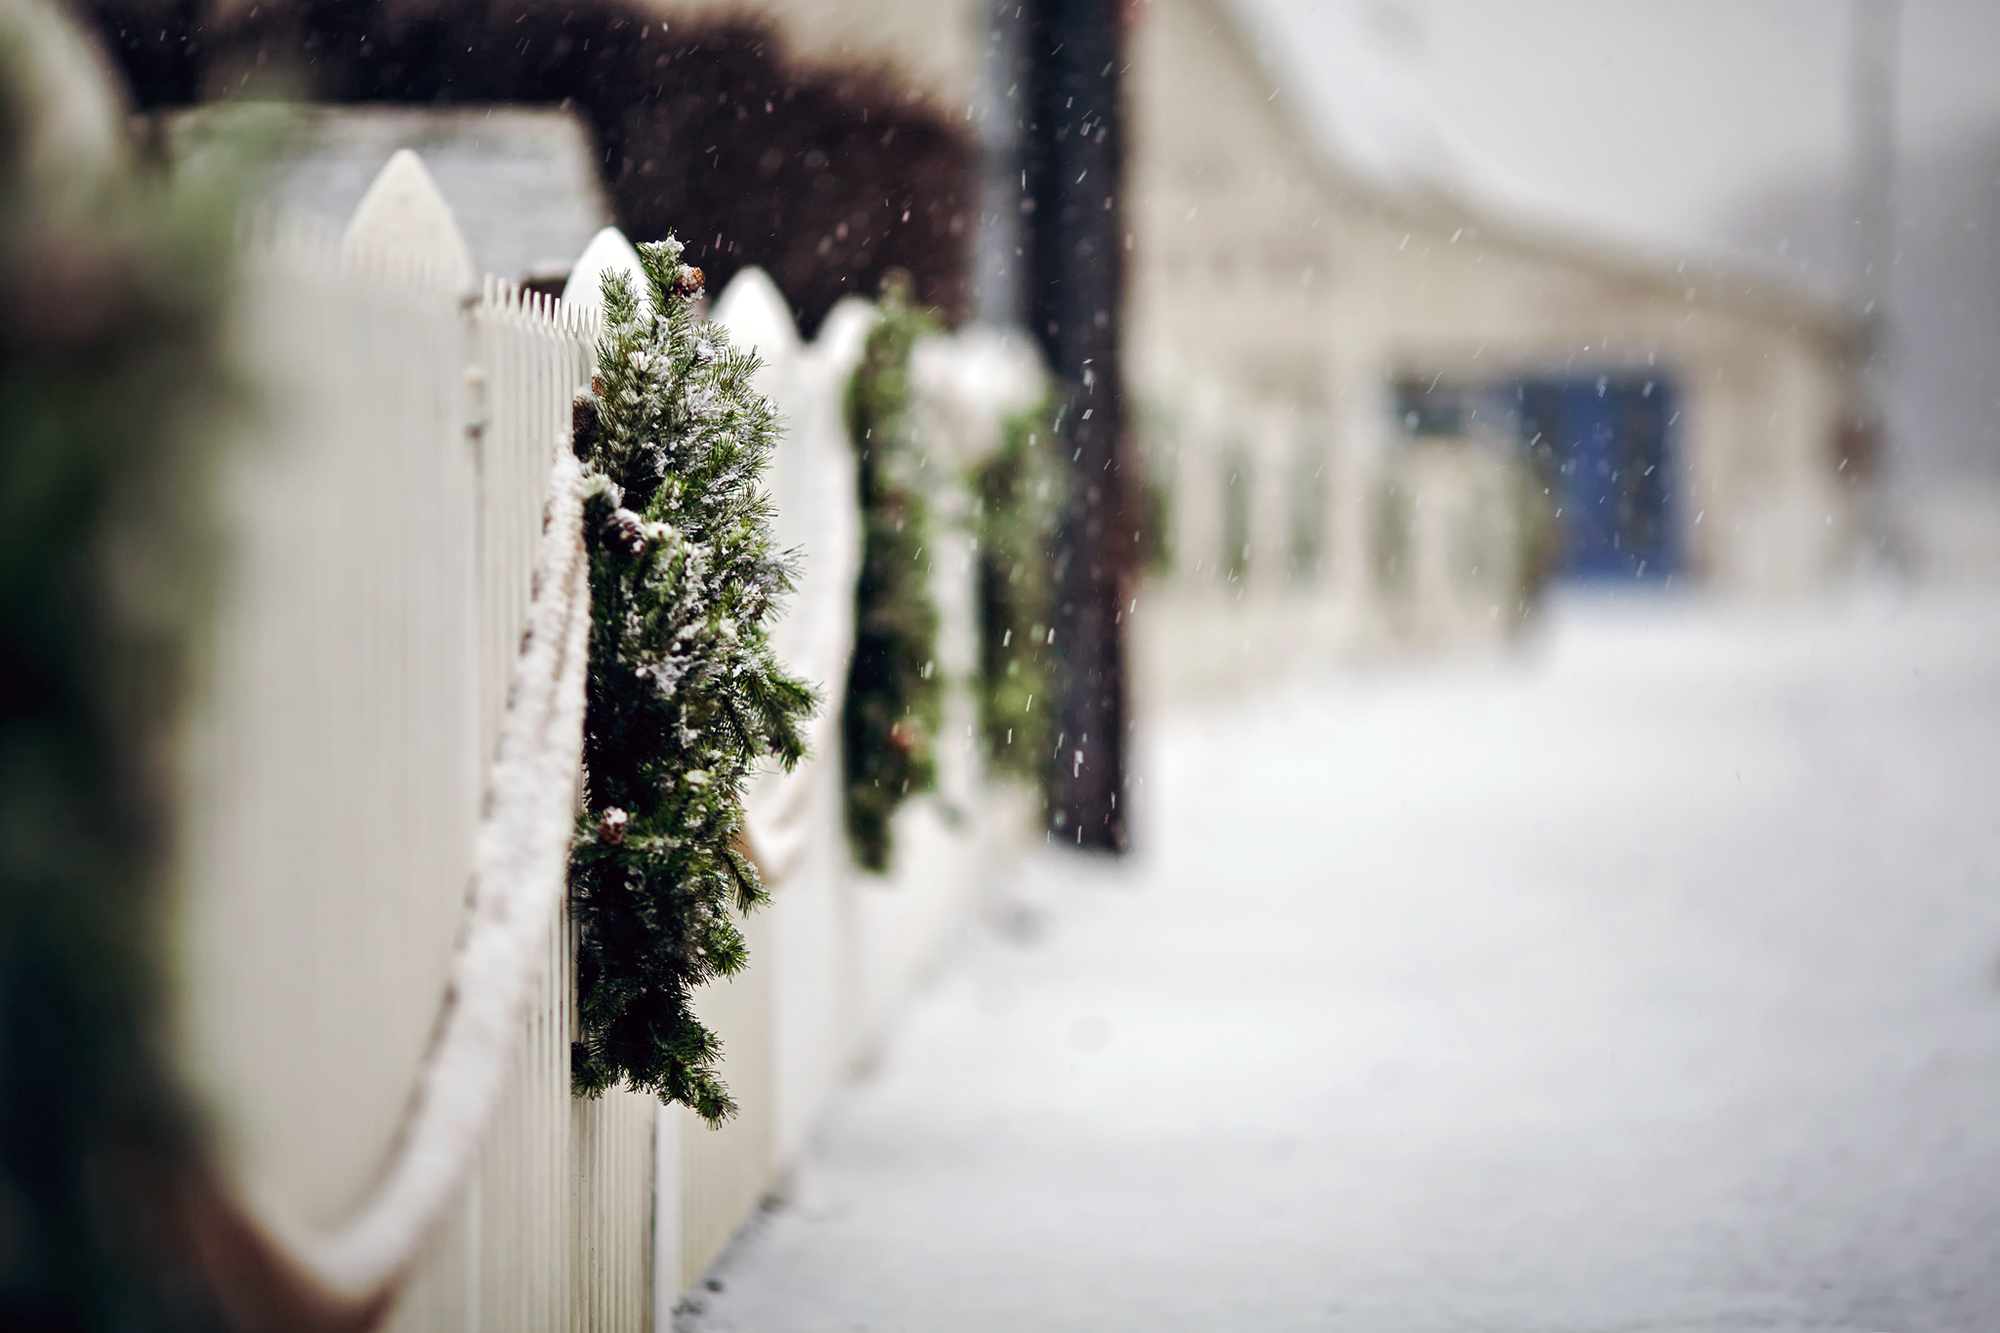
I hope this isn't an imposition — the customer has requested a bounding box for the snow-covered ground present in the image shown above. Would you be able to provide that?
[684,590,2000,1333]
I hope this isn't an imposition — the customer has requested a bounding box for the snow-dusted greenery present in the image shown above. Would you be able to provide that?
[569,237,814,1125]
[974,399,1066,789]
[841,278,943,871]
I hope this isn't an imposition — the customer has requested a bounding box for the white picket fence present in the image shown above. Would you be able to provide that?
[1132,381,1536,707]
[172,148,1038,1328]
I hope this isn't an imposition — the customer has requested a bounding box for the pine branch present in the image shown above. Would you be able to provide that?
[974,399,1066,790]
[840,277,944,872]
[569,236,816,1125]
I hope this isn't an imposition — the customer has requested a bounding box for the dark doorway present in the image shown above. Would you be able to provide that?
[1517,374,1679,580]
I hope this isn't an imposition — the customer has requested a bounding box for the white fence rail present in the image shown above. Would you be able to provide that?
[174,148,1037,1328]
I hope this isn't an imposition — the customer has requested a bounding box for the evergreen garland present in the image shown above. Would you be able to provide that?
[840,278,943,871]
[973,400,1066,787]
[567,237,814,1125]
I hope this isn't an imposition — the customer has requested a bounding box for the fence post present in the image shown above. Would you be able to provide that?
[564,225,650,316]
[343,148,479,297]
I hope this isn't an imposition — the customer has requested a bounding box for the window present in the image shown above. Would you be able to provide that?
[1288,431,1331,582]
[1220,448,1251,583]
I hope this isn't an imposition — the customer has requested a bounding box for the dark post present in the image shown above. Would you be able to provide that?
[1845,0,1898,516]
[1024,0,1129,851]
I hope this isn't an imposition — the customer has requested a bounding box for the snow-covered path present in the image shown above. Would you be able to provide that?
[685,593,2000,1333]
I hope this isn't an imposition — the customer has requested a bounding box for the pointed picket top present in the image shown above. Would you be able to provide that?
[811,295,880,380]
[711,266,801,362]
[343,149,477,296]
[562,225,649,318]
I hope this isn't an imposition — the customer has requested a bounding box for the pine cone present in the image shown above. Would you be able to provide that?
[674,266,705,301]
[598,808,630,845]
[603,507,648,558]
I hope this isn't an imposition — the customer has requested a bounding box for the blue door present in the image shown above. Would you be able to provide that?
[1516,374,1677,581]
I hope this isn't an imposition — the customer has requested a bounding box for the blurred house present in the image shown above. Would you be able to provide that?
[709,0,1861,683]
[1124,0,1862,696]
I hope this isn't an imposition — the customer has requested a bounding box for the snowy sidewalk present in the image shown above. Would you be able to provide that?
[686,592,2000,1333]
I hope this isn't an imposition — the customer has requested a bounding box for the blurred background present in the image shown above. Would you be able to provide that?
[3,0,1997,1328]
[1247,0,2000,572]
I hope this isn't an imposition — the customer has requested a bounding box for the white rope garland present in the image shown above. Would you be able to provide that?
[249,447,592,1302]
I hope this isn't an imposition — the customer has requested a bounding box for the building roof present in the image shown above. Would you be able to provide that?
[179,105,613,285]
[1212,0,1856,345]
